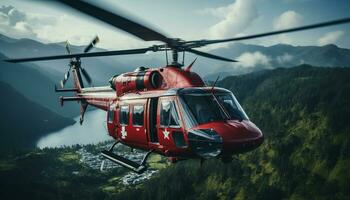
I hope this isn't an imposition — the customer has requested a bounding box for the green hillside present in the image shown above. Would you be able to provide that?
[112,65,350,200]
[0,82,74,151]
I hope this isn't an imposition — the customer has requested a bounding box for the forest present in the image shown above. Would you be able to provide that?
[112,65,350,200]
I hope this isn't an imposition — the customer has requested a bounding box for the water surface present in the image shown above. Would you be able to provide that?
[37,109,112,148]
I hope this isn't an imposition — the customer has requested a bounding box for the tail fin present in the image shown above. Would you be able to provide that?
[57,58,88,125]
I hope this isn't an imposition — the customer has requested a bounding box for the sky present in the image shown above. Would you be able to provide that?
[0,0,350,50]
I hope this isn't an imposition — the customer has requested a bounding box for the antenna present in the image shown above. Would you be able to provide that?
[211,75,220,93]
[182,51,185,66]
[165,45,169,65]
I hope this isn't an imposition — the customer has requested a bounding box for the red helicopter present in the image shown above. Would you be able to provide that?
[6,1,350,173]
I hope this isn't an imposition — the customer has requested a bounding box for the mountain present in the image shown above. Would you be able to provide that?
[0,82,74,151]
[0,33,163,85]
[0,34,166,118]
[2,33,350,81]
[0,52,80,118]
[111,65,350,200]
[202,43,350,80]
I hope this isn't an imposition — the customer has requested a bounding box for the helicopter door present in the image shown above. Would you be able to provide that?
[119,99,148,147]
[129,103,148,146]
[149,97,159,143]
[157,97,185,149]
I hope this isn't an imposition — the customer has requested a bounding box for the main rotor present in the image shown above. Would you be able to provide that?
[5,0,350,68]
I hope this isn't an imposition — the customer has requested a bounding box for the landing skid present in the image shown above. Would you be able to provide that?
[101,141,153,174]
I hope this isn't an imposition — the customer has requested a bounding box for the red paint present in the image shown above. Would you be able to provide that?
[71,63,263,160]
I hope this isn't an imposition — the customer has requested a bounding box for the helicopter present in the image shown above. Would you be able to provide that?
[5,0,350,173]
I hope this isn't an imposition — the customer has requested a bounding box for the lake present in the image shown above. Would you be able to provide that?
[37,109,112,148]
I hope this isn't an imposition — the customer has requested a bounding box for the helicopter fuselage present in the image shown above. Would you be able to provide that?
[77,65,263,161]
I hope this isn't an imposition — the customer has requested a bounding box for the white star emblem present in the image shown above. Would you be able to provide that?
[121,126,127,139]
[163,129,170,140]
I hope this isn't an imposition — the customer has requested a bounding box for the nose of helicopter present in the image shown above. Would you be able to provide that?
[219,120,264,154]
[188,120,263,158]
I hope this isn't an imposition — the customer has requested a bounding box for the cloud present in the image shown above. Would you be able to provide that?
[0,5,40,39]
[317,30,344,46]
[207,0,258,39]
[0,5,147,49]
[269,10,303,45]
[0,5,96,46]
[236,51,271,68]
[273,10,303,30]
[0,12,9,25]
[276,53,293,64]
[196,6,231,18]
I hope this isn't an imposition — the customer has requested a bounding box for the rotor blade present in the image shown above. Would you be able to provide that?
[84,36,100,53]
[4,47,152,63]
[81,68,92,85]
[65,41,71,54]
[58,0,172,44]
[186,49,237,62]
[187,17,350,46]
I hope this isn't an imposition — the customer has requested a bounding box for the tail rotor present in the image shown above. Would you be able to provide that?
[60,41,73,88]
[59,36,99,88]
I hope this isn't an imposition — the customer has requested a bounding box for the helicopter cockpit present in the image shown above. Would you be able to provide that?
[178,88,249,129]
[172,87,261,158]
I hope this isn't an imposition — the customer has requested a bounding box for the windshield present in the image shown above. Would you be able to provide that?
[179,92,248,128]
[215,93,249,121]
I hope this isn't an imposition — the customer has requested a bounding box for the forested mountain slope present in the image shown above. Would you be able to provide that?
[0,52,81,118]
[0,82,74,151]
[113,65,350,200]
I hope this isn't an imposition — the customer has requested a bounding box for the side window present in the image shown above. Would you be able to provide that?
[133,105,144,126]
[160,100,180,127]
[120,105,129,125]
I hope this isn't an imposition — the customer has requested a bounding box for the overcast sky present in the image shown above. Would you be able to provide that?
[0,0,350,50]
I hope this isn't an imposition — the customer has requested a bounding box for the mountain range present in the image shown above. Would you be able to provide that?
[203,43,350,80]
[0,52,80,118]
[0,33,162,84]
[2,33,350,81]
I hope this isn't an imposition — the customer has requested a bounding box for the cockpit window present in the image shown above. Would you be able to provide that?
[215,93,249,121]
[179,92,248,128]
[179,94,227,127]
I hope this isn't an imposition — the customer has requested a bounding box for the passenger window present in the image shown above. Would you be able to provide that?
[120,105,129,125]
[133,105,144,126]
[160,100,180,127]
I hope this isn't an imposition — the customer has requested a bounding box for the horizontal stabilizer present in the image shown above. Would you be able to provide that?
[59,96,83,106]
[55,85,79,92]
